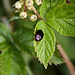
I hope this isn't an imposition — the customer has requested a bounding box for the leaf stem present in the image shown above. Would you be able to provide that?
[32,6,45,20]
[57,45,75,75]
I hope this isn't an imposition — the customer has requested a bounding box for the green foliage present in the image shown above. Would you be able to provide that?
[0,19,27,75]
[0,23,8,36]
[49,47,63,65]
[13,19,38,56]
[45,4,75,36]
[40,0,65,18]
[0,47,26,75]
[0,23,10,50]
[69,0,75,4]
[34,20,55,69]
[14,24,35,55]
[0,37,9,50]
[0,0,75,75]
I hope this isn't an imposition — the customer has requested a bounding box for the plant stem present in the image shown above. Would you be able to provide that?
[23,0,26,11]
[57,45,75,75]
[32,6,45,20]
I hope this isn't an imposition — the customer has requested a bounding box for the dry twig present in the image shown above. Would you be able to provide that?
[57,45,75,75]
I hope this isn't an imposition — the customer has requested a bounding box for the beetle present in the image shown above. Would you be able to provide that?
[35,30,44,41]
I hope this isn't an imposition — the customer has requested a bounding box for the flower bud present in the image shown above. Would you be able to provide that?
[26,0,34,7]
[35,0,42,5]
[14,2,22,9]
[20,11,27,19]
[30,15,37,21]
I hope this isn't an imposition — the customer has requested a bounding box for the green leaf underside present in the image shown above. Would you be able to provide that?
[40,0,65,18]
[0,48,26,75]
[34,20,55,69]
[69,0,75,4]
[45,4,75,36]
[49,47,64,65]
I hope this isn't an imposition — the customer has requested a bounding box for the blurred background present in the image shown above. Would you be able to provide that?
[0,0,75,75]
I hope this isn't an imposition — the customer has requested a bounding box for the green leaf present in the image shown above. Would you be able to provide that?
[45,4,75,36]
[69,0,75,4]
[40,0,65,18]
[0,48,26,75]
[0,23,16,50]
[14,27,35,55]
[49,47,64,65]
[34,20,55,69]
[0,23,10,50]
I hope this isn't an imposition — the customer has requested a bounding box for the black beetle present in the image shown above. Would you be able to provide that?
[35,30,44,41]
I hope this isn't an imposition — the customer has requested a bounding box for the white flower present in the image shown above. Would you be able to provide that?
[26,0,34,7]
[20,11,27,19]
[30,15,37,21]
[14,2,22,9]
[35,0,42,5]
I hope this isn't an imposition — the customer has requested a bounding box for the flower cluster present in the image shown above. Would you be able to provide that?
[13,0,42,21]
